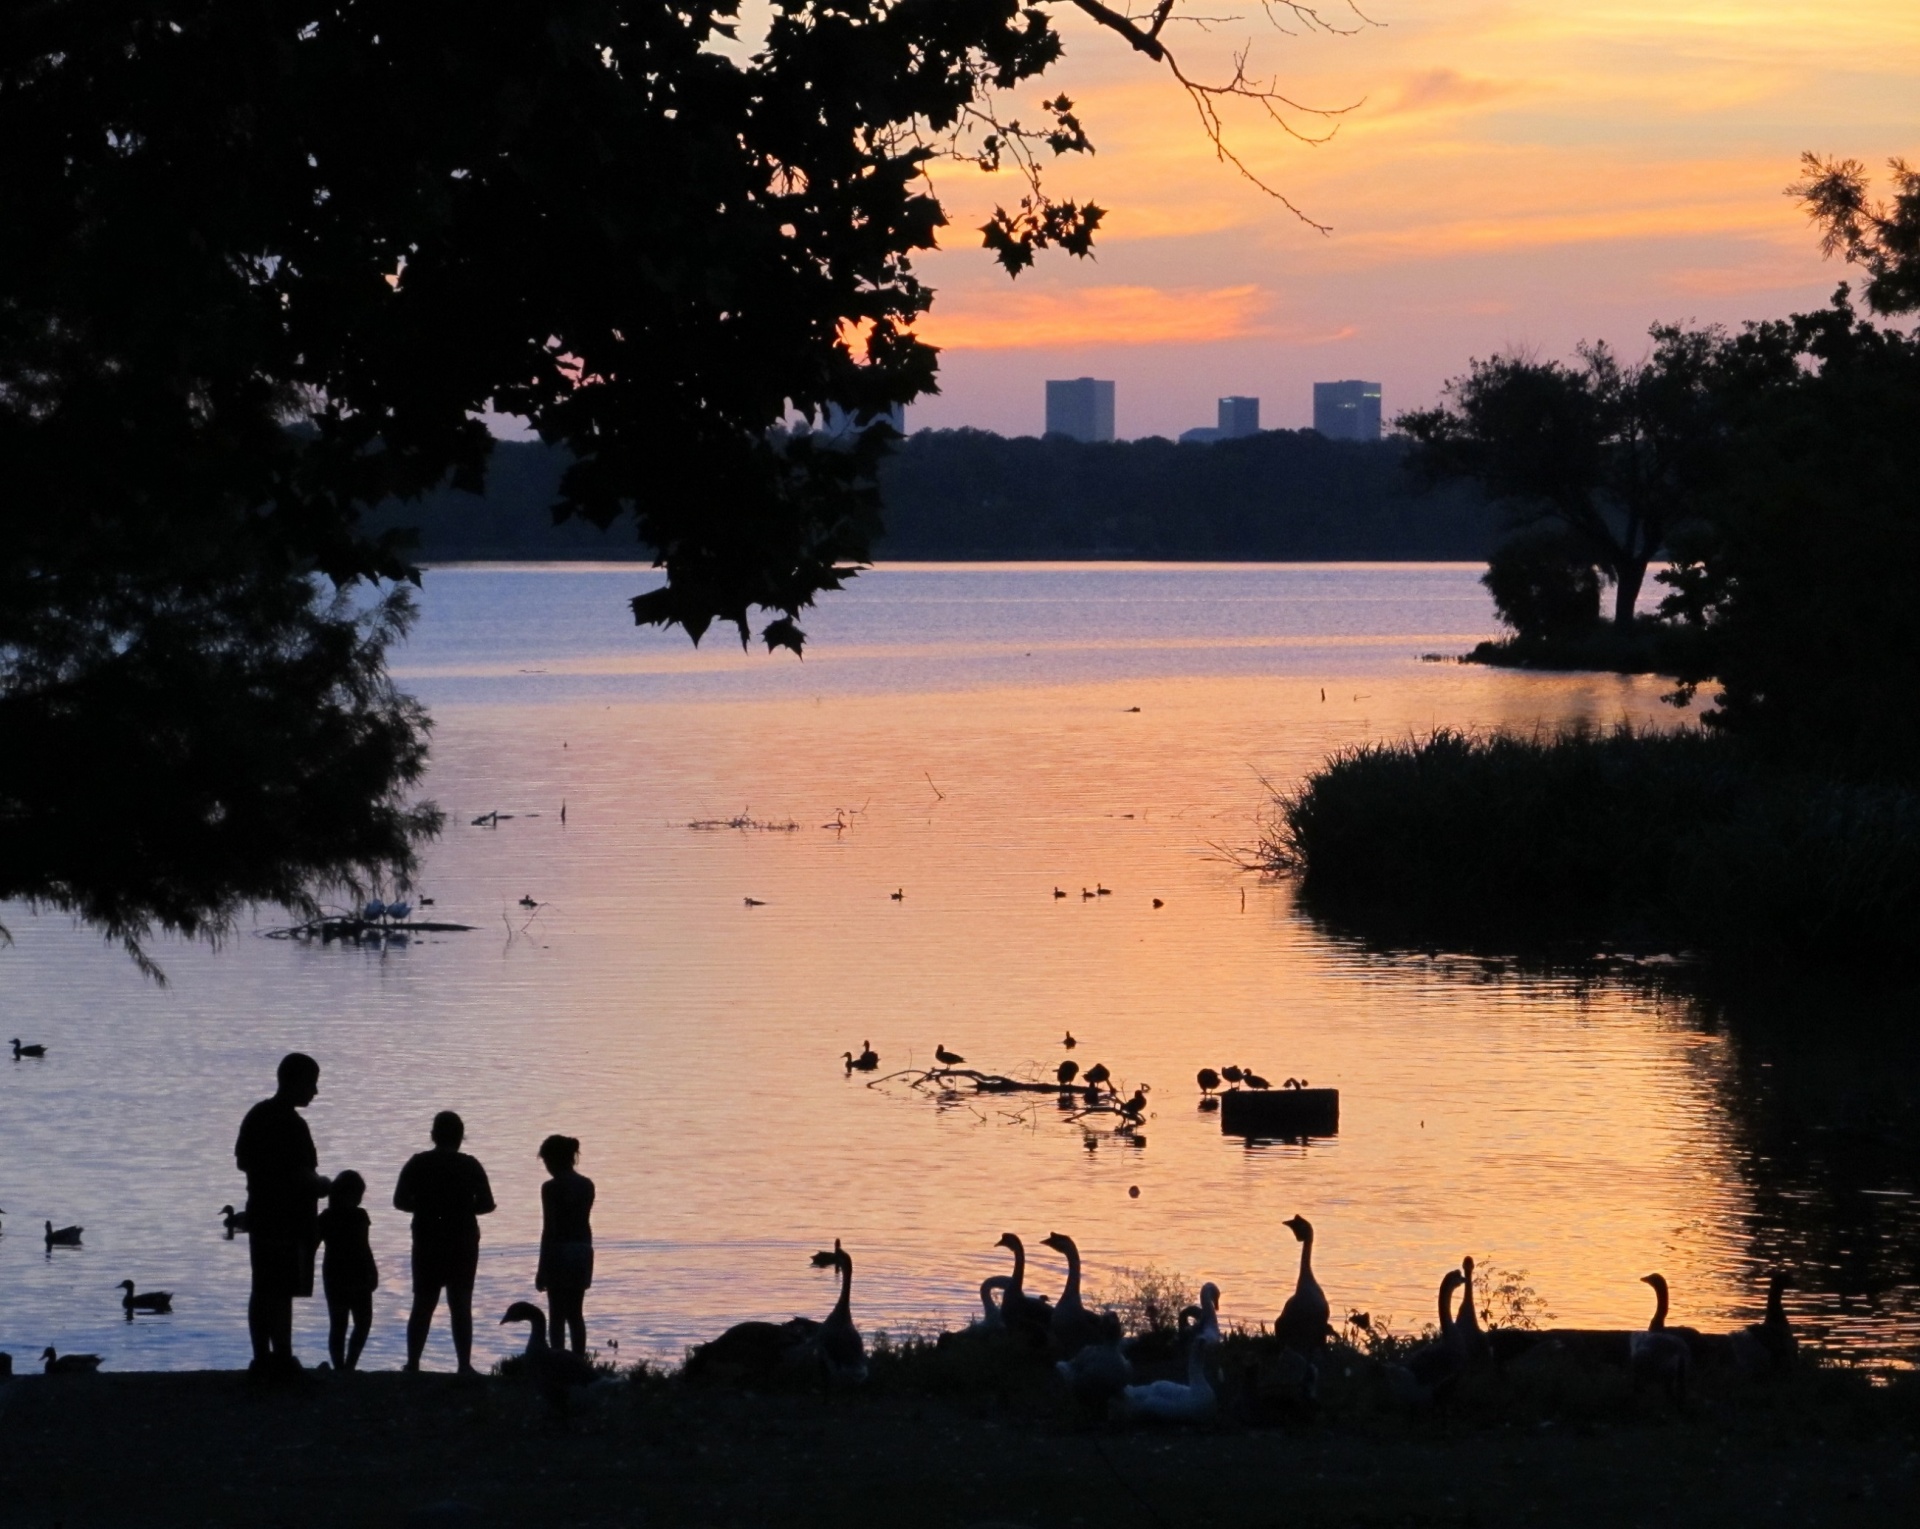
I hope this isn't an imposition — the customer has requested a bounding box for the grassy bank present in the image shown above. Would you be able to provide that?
[1261,727,1920,970]
[0,1348,1914,1528]
[1458,616,1708,678]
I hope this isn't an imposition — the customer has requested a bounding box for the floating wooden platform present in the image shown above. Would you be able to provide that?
[1218,1087,1339,1139]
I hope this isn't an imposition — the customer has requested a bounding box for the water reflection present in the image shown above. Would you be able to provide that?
[0,565,1911,1372]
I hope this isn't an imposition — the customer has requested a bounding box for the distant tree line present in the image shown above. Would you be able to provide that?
[378,429,1501,563]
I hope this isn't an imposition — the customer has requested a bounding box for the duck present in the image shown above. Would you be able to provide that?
[500,1301,598,1398]
[742,896,766,907]
[1056,1059,1080,1088]
[843,1042,880,1072]
[1083,1062,1111,1091]
[519,894,539,908]
[809,1239,867,1385]
[1096,884,1111,896]
[12,1039,47,1059]
[1062,1031,1077,1049]
[1081,887,1095,900]
[219,1204,251,1237]
[1273,1214,1330,1354]
[934,1044,965,1068]
[1385,1269,1467,1406]
[1120,1327,1218,1422]
[45,1221,83,1248]
[992,1232,1054,1345]
[1630,1275,1691,1401]
[1041,1232,1111,1357]
[1196,1068,1221,1095]
[1055,1310,1131,1408]
[1118,1085,1150,1122]
[41,1347,102,1375]
[1220,1065,1244,1089]
[1053,887,1068,899]
[1152,898,1164,908]
[1454,1256,1490,1366]
[1243,1071,1272,1090]
[890,888,904,901]
[118,1280,173,1315]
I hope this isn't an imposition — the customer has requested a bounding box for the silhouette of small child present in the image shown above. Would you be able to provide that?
[535,1135,596,1354]
[315,1170,378,1371]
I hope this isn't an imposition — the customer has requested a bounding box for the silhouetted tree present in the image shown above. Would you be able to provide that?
[1,2,1349,958]
[1398,331,1721,628]
[1480,523,1602,642]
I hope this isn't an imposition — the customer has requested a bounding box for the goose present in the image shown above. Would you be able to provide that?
[1243,1071,1272,1090]
[41,1347,102,1375]
[1177,1282,1223,1347]
[810,1239,867,1385]
[12,1039,47,1059]
[1630,1275,1691,1401]
[1273,1214,1330,1354]
[1196,1069,1221,1095]
[1041,1232,1111,1356]
[682,1316,820,1382]
[1732,1272,1797,1373]
[219,1204,251,1237]
[1454,1256,1490,1366]
[45,1221,83,1248]
[500,1301,597,1398]
[1120,1329,1218,1422]
[1385,1269,1467,1406]
[992,1233,1054,1344]
[1054,887,1068,899]
[1055,1311,1131,1408]
[1056,1060,1080,1088]
[1220,1065,1244,1089]
[1082,1062,1111,1091]
[934,1044,965,1068]
[1062,1031,1076,1049]
[118,1280,173,1315]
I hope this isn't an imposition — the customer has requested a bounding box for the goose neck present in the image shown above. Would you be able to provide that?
[1648,1278,1669,1331]
[832,1253,853,1321]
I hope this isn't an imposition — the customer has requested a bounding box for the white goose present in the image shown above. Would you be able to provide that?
[1120,1330,1219,1422]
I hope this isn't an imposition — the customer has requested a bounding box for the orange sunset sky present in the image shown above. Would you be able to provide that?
[875,1,1918,439]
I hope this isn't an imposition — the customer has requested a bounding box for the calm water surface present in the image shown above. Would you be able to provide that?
[3,563,1913,1372]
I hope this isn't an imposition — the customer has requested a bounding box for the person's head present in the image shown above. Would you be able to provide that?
[329,1169,366,1210]
[276,1052,320,1107]
[538,1134,580,1175]
[430,1110,465,1151]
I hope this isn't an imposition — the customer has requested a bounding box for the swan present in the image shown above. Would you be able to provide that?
[1196,1069,1221,1095]
[1055,1311,1132,1407]
[1274,1214,1330,1354]
[1041,1232,1111,1356]
[45,1221,83,1247]
[992,1232,1054,1344]
[1120,1329,1218,1422]
[12,1038,48,1059]
[1385,1269,1467,1406]
[1630,1275,1691,1400]
[810,1238,868,1385]
[41,1347,102,1375]
[219,1204,251,1236]
[934,1044,965,1067]
[501,1301,597,1394]
[1454,1256,1489,1366]
[119,1280,173,1315]
[1056,1060,1080,1087]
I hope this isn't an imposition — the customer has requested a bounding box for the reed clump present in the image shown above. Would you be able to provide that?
[1262,726,1920,972]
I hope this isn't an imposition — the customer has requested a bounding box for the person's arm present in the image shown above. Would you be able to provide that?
[472,1159,496,1217]
[393,1156,417,1214]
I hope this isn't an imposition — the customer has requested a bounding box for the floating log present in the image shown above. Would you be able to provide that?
[1219,1087,1339,1139]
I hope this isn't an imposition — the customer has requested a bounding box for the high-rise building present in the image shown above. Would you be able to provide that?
[1045,378,1116,442]
[1218,395,1260,438]
[1312,380,1383,442]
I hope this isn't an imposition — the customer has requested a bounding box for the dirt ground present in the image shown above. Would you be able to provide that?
[0,1364,1915,1528]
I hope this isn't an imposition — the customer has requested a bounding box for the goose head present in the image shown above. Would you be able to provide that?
[1282,1214,1313,1243]
[1198,1281,1221,1313]
[1040,1231,1077,1257]
[501,1300,546,1326]
[995,1232,1023,1253]
[118,1280,137,1293]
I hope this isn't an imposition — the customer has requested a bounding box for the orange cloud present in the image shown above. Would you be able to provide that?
[1376,69,1520,119]
[918,283,1275,349]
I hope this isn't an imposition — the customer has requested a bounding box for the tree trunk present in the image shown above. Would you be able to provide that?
[1612,557,1646,627]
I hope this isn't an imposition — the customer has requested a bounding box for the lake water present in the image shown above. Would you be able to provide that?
[3,563,1915,1373]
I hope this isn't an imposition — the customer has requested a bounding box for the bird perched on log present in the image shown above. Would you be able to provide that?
[1083,1062,1112,1092]
[1118,1085,1150,1123]
[934,1044,965,1067]
[1220,1066,1244,1089]
[118,1280,173,1316]
[1243,1071,1272,1090]
[1056,1060,1080,1088]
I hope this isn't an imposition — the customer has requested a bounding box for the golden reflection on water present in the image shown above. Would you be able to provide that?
[0,566,1845,1370]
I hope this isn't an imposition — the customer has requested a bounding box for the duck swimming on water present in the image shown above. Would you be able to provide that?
[119,1280,173,1316]
[42,1347,102,1374]
[219,1204,250,1236]
[12,1038,47,1059]
[45,1221,82,1248]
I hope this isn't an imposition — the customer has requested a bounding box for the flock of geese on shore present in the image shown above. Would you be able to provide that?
[681,1215,1798,1421]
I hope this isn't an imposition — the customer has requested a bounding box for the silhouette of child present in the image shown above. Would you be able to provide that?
[315,1170,377,1371]
[535,1134,595,1354]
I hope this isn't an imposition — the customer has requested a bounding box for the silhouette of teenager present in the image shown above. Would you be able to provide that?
[234,1052,332,1375]
[535,1134,596,1354]
[316,1170,377,1371]
[394,1111,495,1373]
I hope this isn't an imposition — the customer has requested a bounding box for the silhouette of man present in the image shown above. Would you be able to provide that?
[394,1110,495,1374]
[234,1052,332,1374]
